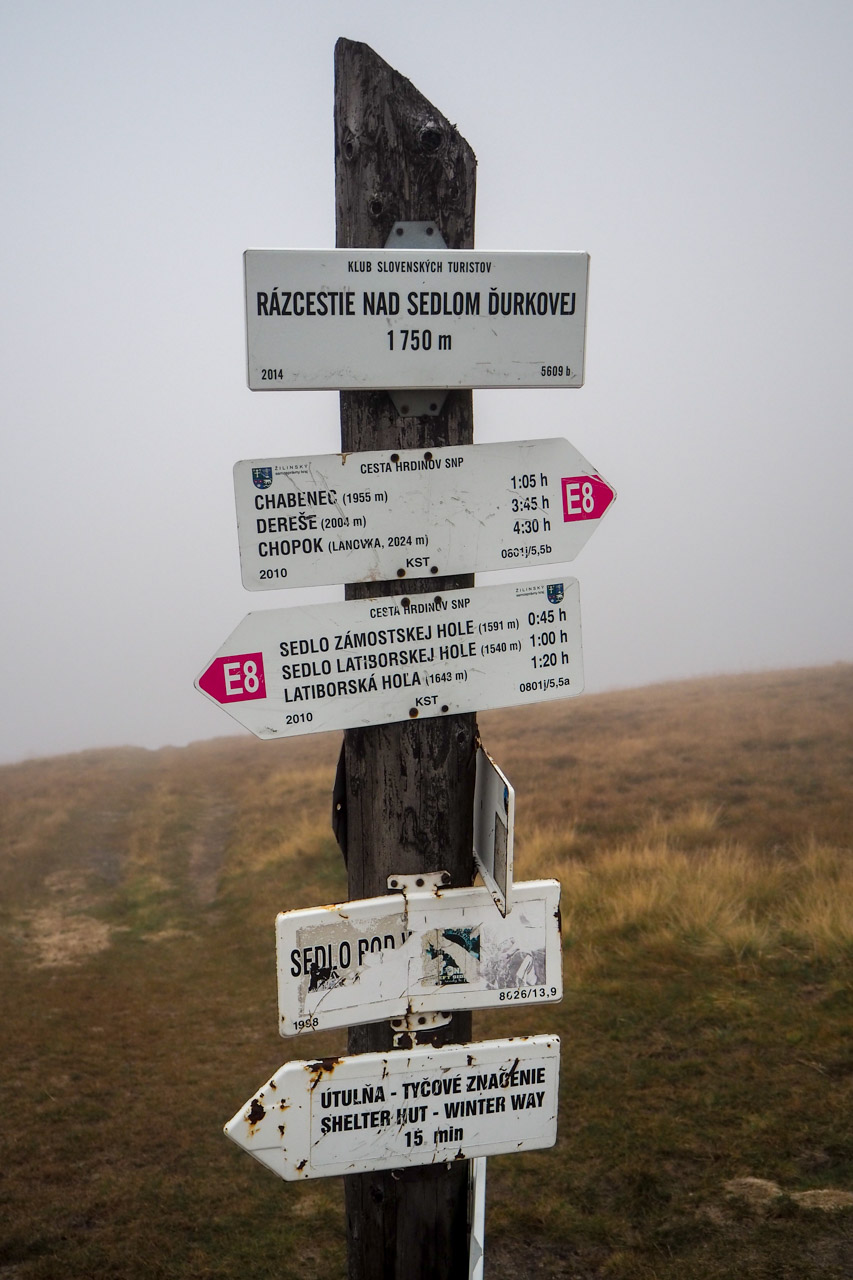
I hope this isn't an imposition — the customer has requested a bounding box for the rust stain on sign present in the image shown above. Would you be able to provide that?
[307,1056,344,1090]
[245,1096,267,1137]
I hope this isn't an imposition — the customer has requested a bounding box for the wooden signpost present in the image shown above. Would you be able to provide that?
[199,36,607,1280]
[333,42,480,1275]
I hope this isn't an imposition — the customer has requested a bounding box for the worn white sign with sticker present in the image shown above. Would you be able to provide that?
[275,879,561,1036]
[225,1035,560,1180]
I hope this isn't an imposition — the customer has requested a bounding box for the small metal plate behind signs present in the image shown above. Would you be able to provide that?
[473,746,515,916]
[386,221,447,251]
[225,1035,560,1181]
[276,879,562,1036]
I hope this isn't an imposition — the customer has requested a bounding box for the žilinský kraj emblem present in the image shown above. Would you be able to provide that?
[546,582,564,605]
[252,467,273,489]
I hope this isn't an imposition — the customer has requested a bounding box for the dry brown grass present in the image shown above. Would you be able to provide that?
[481,663,853,854]
[523,820,853,970]
[1,664,851,1278]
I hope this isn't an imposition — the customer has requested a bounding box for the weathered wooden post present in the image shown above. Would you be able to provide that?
[334,38,478,1279]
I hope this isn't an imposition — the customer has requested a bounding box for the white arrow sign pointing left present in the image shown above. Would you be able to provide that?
[225,1036,560,1181]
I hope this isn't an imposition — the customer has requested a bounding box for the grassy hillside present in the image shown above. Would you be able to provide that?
[1,664,852,1278]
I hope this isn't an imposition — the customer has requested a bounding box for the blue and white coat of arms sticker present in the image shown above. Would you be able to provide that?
[547,583,564,605]
[252,467,273,489]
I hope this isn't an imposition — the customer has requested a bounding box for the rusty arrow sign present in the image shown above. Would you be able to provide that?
[225,1035,560,1180]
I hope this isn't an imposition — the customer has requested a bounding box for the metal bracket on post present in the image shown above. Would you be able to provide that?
[387,870,451,894]
[387,870,454,1044]
[386,220,446,251]
[391,1011,453,1046]
[384,222,449,419]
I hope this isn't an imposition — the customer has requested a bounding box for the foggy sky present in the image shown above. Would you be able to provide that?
[2,0,852,763]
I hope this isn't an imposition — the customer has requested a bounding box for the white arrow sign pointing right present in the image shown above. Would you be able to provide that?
[234,438,615,590]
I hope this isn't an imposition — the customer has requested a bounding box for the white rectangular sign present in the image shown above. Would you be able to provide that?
[196,578,583,739]
[474,748,515,917]
[244,249,588,390]
[225,1036,560,1180]
[234,439,615,590]
[276,879,561,1036]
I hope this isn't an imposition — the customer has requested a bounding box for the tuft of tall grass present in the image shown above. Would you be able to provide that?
[518,807,853,970]
[638,801,724,850]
